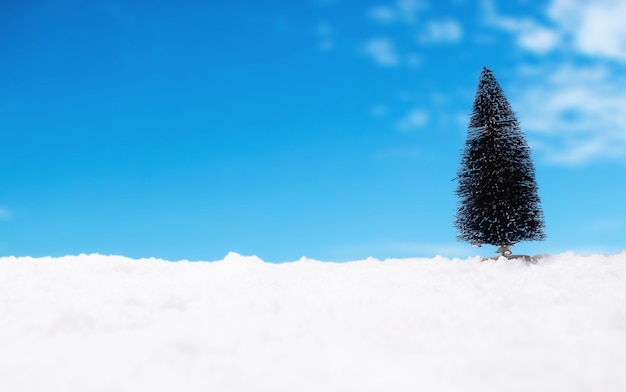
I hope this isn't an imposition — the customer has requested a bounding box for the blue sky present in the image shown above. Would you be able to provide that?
[1,0,625,261]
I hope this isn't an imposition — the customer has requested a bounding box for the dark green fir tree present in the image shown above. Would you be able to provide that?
[455,67,545,254]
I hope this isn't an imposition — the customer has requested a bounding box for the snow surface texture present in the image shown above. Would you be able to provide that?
[1,252,626,392]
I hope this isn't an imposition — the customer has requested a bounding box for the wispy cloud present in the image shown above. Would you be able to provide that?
[419,19,463,44]
[482,0,626,164]
[481,0,560,54]
[513,64,626,164]
[484,0,626,59]
[367,0,428,25]
[364,38,400,66]
[360,0,626,164]
[547,0,626,61]
[396,108,429,131]
[366,2,459,72]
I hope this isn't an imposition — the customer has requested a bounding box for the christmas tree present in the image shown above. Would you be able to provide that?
[455,67,545,254]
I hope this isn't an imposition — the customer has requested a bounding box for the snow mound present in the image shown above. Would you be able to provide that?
[1,252,625,391]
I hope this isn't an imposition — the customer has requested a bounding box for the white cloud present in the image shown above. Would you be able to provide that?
[516,26,560,53]
[483,0,626,60]
[419,19,463,44]
[364,38,400,66]
[396,108,429,131]
[548,0,626,61]
[481,0,560,54]
[513,64,626,164]
[480,0,626,164]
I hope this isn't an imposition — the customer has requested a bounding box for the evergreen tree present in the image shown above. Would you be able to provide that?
[455,67,545,250]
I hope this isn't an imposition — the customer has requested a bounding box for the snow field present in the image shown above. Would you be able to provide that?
[1,252,626,392]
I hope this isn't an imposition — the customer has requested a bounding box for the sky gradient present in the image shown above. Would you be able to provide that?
[2,0,625,261]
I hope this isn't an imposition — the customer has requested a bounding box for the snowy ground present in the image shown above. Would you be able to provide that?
[1,252,625,392]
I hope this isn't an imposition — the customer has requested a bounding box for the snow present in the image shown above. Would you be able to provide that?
[1,252,626,392]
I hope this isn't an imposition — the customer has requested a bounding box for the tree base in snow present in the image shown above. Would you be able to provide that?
[481,254,546,263]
